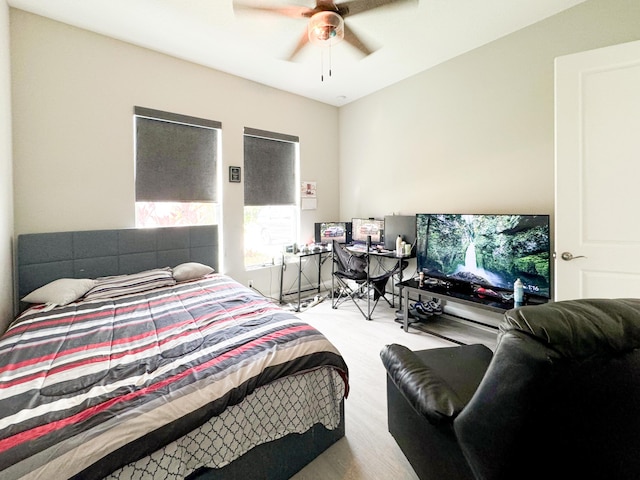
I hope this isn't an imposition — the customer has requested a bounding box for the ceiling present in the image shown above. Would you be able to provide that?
[7,0,587,106]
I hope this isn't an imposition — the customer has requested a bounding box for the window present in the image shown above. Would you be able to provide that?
[243,128,298,268]
[134,106,221,227]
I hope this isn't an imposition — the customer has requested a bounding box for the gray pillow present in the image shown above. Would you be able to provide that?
[84,268,176,301]
[172,262,215,282]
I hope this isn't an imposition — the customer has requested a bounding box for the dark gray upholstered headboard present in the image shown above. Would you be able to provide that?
[17,225,218,303]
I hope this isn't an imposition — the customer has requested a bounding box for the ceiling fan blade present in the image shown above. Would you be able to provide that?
[285,29,311,61]
[233,3,311,19]
[336,0,417,18]
[315,0,339,12]
[343,23,377,57]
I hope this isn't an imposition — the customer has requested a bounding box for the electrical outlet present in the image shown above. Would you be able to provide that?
[248,280,253,288]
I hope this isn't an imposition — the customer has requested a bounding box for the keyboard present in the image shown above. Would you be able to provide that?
[346,243,370,252]
[347,244,392,254]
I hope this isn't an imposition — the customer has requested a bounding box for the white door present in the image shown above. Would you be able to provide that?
[555,40,640,300]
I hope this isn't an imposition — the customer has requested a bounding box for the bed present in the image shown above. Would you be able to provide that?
[1,226,348,479]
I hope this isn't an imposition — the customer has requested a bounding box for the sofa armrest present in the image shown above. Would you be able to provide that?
[381,344,464,424]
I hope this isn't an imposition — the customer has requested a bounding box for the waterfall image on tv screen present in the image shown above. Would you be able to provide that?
[417,214,551,298]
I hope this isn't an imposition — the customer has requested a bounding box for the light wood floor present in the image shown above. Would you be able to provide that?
[290,295,499,480]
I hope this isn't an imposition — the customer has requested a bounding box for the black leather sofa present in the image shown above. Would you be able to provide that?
[381,299,640,480]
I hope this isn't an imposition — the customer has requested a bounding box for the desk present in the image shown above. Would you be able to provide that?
[280,249,331,312]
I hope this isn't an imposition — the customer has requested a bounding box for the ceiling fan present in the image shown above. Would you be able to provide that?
[234,0,417,61]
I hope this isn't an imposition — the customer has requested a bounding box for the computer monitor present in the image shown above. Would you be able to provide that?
[384,215,416,250]
[314,221,351,244]
[351,218,384,246]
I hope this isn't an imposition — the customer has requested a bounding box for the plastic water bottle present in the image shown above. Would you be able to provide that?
[514,278,524,306]
[396,235,403,255]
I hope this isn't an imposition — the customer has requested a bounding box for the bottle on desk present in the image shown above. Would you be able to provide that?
[396,235,403,256]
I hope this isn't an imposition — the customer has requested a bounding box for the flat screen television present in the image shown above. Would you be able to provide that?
[314,221,351,245]
[384,215,416,251]
[351,218,385,246]
[417,214,551,300]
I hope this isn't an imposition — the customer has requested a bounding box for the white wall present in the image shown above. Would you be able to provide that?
[8,0,640,321]
[10,10,340,298]
[0,1,14,332]
[338,0,640,320]
[339,0,640,221]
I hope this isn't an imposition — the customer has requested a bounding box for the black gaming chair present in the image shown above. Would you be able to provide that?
[331,240,405,320]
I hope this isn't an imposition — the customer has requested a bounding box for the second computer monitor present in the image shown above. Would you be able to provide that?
[351,218,384,246]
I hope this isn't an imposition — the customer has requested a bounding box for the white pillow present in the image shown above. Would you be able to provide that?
[22,278,97,306]
[172,262,214,282]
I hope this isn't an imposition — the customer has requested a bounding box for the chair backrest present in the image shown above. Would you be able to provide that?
[454,298,640,480]
[332,240,367,274]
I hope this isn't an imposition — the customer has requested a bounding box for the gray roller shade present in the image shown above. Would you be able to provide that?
[244,128,298,206]
[135,107,220,203]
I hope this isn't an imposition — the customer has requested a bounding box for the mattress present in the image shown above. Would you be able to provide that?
[0,274,348,479]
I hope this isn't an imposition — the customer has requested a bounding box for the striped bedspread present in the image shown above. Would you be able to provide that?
[0,274,348,480]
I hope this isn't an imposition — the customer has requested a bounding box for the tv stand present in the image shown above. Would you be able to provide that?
[397,277,548,333]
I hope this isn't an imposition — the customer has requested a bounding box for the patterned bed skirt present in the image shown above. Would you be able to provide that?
[105,367,345,479]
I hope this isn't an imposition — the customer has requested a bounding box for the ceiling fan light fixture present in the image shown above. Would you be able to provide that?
[308,11,344,47]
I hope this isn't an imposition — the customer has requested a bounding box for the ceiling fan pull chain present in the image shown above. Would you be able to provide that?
[329,43,332,78]
[320,50,324,82]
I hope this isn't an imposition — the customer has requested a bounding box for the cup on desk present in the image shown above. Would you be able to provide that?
[404,243,411,255]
